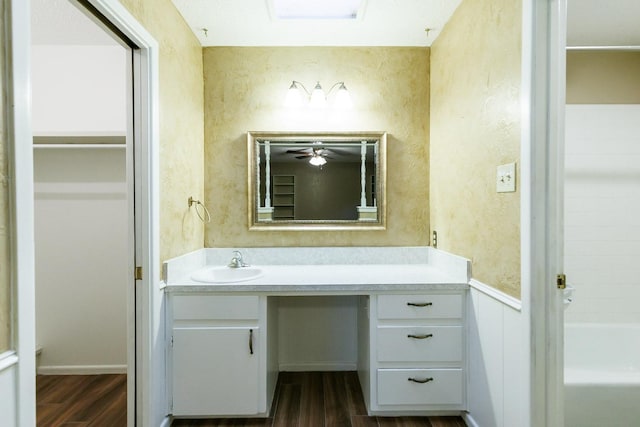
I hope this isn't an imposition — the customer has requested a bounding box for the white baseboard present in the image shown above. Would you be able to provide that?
[37,364,127,375]
[463,412,480,427]
[279,362,357,372]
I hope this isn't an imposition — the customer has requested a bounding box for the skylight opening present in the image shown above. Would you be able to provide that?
[272,0,365,20]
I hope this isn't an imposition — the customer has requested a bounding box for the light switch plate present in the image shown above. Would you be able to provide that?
[496,162,516,193]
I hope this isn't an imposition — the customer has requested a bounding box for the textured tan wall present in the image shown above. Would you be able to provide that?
[118,0,204,264]
[0,0,10,352]
[203,47,430,247]
[567,51,640,104]
[430,0,522,297]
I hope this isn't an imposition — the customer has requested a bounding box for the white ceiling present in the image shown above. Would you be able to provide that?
[171,0,462,47]
[30,0,640,48]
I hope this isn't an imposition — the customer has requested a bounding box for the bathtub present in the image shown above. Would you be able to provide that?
[564,323,640,427]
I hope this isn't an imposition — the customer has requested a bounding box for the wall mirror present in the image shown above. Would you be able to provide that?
[248,131,387,230]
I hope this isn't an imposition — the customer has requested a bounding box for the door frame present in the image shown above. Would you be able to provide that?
[10,0,161,425]
[77,1,161,425]
[8,0,37,425]
[523,0,567,425]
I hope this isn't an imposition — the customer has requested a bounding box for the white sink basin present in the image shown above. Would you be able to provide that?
[191,266,263,283]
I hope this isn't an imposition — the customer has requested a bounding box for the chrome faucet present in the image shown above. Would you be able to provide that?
[228,250,248,268]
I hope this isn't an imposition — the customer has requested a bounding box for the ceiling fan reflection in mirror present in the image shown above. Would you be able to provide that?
[286,147,329,166]
[285,141,352,167]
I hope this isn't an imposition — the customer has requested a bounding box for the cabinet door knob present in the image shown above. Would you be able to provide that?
[408,377,434,384]
[407,333,433,340]
[406,302,432,307]
[249,329,254,355]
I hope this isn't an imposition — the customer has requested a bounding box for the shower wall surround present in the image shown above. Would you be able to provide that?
[565,52,640,323]
[565,105,640,323]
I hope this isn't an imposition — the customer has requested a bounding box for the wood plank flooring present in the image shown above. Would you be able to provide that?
[172,372,467,427]
[36,372,466,426]
[36,374,127,426]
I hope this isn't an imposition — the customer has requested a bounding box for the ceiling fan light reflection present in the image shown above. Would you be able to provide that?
[309,156,327,166]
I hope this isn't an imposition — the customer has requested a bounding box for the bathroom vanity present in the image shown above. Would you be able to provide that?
[163,247,469,418]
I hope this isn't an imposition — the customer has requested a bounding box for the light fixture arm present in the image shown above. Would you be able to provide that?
[290,80,312,97]
[326,81,347,96]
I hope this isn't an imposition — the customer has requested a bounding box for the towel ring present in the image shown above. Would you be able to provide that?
[188,197,211,223]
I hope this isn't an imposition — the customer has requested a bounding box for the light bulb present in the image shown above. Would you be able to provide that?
[284,81,304,108]
[309,82,327,108]
[334,83,353,109]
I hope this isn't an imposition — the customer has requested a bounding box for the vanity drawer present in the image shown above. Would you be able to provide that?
[377,326,462,363]
[173,295,260,320]
[377,369,463,406]
[377,294,462,320]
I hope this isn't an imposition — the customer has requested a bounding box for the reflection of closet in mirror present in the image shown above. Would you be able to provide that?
[247,132,386,230]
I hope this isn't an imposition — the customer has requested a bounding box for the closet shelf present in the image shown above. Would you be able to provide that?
[33,133,126,148]
[33,144,125,149]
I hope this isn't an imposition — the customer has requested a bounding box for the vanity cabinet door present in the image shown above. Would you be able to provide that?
[172,326,260,416]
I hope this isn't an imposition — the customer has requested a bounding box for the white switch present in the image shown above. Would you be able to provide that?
[496,162,516,193]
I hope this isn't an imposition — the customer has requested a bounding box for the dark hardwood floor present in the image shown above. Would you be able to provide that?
[36,372,466,426]
[172,372,467,427]
[36,374,127,426]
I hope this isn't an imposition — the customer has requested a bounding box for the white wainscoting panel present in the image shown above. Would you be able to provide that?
[502,303,524,426]
[466,285,524,427]
[0,361,17,426]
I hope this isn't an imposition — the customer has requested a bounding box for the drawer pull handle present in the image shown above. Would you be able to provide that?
[249,329,254,355]
[407,333,433,340]
[407,302,432,307]
[408,377,434,384]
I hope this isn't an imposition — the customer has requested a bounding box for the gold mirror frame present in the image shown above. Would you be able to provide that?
[247,131,387,231]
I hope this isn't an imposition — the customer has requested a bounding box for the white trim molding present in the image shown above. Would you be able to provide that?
[82,1,162,426]
[469,279,522,312]
[7,0,37,425]
[521,0,567,425]
[0,352,19,373]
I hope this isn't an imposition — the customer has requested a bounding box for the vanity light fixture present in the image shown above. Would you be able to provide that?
[285,80,352,109]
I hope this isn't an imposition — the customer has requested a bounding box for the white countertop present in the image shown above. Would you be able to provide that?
[164,263,468,293]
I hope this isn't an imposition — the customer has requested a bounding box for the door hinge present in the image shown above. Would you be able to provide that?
[135,266,143,280]
[556,273,566,290]
[170,335,174,347]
